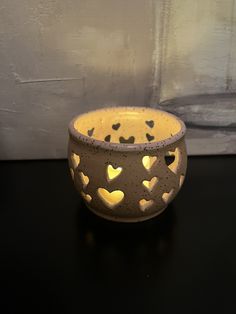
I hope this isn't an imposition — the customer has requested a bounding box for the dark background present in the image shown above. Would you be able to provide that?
[0,156,236,314]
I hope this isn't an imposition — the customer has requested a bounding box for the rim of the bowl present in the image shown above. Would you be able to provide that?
[68,106,186,152]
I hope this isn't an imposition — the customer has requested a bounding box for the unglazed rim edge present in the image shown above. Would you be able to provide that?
[68,106,186,152]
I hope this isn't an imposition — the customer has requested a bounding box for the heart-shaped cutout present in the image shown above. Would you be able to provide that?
[139,199,154,212]
[142,176,158,192]
[71,152,80,168]
[81,191,92,203]
[112,123,121,130]
[142,156,157,171]
[104,135,111,142]
[162,189,175,204]
[166,148,180,174]
[97,188,124,208]
[87,127,94,137]
[107,165,122,181]
[145,120,154,128]
[146,133,155,142]
[165,154,175,166]
[80,172,89,188]
[119,136,135,144]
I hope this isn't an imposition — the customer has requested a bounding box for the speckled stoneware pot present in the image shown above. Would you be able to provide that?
[68,107,187,222]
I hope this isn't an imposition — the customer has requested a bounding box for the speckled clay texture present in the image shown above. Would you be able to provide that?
[68,107,187,222]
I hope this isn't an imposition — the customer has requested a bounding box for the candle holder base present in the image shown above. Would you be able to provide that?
[85,204,168,223]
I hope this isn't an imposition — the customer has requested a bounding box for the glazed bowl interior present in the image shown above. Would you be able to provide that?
[73,107,182,144]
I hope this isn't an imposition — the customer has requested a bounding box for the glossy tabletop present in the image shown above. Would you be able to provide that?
[0,156,236,314]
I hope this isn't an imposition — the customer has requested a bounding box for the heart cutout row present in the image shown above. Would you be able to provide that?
[97,188,124,208]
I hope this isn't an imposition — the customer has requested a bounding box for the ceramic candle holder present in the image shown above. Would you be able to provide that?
[68,107,187,222]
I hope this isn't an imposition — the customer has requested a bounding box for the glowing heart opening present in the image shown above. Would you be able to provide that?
[97,188,124,208]
[107,165,122,181]
[142,156,157,171]
[71,152,80,168]
[162,189,175,204]
[139,199,154,212]
[80,172,89,188]
[165,148,180,174]
[81,191,92,203]
[142,177,158,192]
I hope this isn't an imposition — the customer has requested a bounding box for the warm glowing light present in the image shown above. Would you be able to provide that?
[71,153,80,168]
[81,191,92,202]
[142,177,158,192]
[73,107,181,144]
[142,156,157,171]
[139,199,154,211]
[162,189,175,204]
[167,148,180,174]
[80,172,89,188]
[107,165,122,181]
[97,188,124,208]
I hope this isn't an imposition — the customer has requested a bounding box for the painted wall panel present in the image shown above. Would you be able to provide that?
[155,0,236,155]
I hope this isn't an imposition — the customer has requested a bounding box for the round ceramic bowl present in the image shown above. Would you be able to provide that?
[68,107,187,222]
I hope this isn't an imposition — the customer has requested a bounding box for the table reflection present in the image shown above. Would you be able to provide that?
[76,202,176,282]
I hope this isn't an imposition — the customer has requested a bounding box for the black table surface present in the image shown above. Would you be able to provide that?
[0,156,236,314]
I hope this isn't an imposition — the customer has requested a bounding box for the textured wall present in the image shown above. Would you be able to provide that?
[0,0,236,159]
[155,0,236,154]
[158,0,236,99]
[0,0,155,159]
